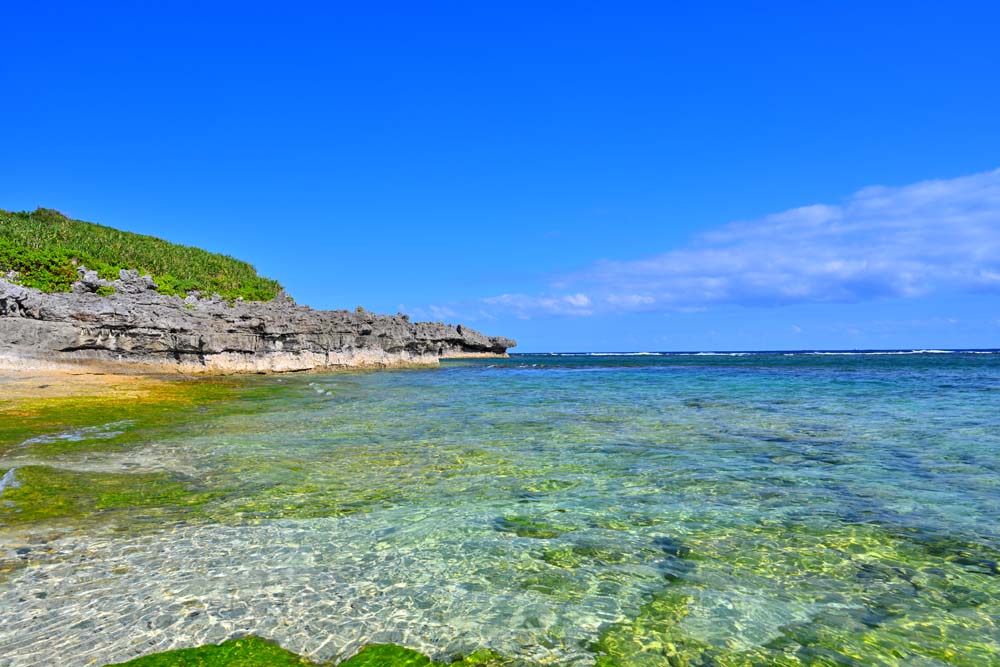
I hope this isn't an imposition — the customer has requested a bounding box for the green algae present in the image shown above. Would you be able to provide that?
[215,474,398,521]
[2,370,603,536]
[101,640,515,667]
[0,377,252,458]
[0,375,302,532]
[339,645,436,667]
[494,514,574,539]
[448,650,511,667]
[592,588,700,667]
[539,543,638,569]
[520,479,578,494]
[101,636,324,666]
[0,465,219,527]
[4,355,999,666]
[341,645,512,667]
[589,519,1000,667]
[516,568,592,601]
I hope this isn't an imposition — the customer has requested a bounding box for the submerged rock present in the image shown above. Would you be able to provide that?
[100,635,325,665]
[0,278,515,373]
[100,638,512,667]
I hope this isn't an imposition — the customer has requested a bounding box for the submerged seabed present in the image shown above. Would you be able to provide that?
[1,353,999,666]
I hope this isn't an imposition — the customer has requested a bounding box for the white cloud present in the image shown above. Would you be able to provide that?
[482,168,1000,316]
[483,292,594,318]
[606,294,655,306]
[428,305,457,320]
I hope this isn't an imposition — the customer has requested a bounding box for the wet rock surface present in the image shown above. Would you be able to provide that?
[0,275,515,373]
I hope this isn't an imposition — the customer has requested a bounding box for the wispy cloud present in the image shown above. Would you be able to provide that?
[483,293,593,318]
[428,305,457,320]
[483,169,1000,317]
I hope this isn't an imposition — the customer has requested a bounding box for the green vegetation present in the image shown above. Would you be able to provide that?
[539,543,634,568]
[0,465,219,528]
[0,375,306,534]
[0,375,432,532]
[101,639,512,667]
[341,645,508,667]
[0,376,249,459]
[493,513,573,539]
[588,521,1000,667]
[102,636,324,666]
[0,237,77,292]
[0,207,282,301]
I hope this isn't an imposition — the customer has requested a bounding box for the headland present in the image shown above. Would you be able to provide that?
[0,208,514,374]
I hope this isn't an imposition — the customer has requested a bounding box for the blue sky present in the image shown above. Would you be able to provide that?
[2,2,999,351]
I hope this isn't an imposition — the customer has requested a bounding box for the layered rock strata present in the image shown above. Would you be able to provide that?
[0,272,515,373]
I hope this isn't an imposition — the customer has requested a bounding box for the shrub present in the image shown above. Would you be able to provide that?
[0,208,283,301]
[0,239,78,292]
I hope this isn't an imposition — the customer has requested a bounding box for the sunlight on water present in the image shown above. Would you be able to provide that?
[1,353,999,666]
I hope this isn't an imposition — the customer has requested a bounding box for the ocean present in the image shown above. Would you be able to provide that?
[1,351,998,666]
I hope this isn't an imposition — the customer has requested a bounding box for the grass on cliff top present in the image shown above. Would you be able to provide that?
[0,207,282,301]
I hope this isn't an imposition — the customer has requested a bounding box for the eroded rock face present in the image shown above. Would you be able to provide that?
[0,277,515,373]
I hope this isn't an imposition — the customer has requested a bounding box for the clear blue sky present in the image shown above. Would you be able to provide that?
[3,2,999,351]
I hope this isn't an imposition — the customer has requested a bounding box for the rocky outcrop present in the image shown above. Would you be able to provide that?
[0,271,515,374]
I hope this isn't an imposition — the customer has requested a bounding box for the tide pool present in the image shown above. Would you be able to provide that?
[1,353,998,666]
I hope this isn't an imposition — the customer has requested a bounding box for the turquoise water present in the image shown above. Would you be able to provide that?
[1,352,999,666]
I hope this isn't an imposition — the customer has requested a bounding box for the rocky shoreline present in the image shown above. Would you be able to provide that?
[0,270,515,374]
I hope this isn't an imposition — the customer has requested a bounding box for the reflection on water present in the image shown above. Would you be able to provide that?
[1,353,999,666]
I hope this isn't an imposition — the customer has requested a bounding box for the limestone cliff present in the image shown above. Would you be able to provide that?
[0,271,515,373]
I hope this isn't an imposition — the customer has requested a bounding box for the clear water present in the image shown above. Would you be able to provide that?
[1,353,999,666]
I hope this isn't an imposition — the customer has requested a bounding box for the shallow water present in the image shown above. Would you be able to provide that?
[1,353,999,666]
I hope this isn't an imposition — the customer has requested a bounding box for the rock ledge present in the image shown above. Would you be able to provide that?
[0,273,515,374]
